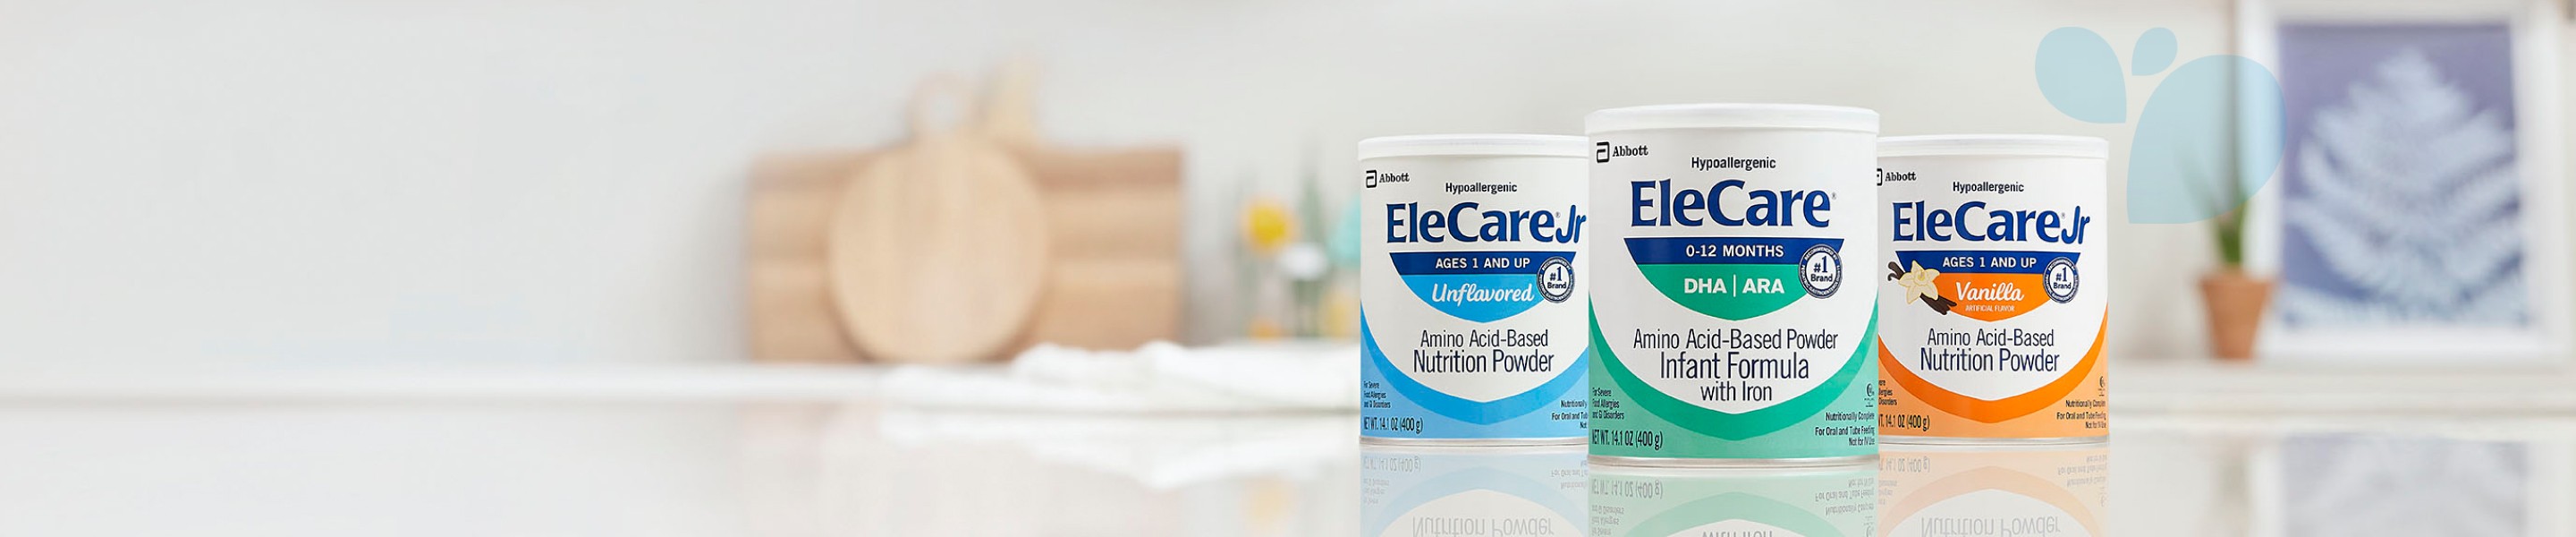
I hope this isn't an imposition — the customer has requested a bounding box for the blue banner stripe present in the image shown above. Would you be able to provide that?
[1625,236,1842,265]
[1891,251,2080,275]
[1390,251,1576,275]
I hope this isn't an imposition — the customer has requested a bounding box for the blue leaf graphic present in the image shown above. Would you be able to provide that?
[2128,55,2285,224]
[2133,28,2177,75]
[2037,27,2128,124]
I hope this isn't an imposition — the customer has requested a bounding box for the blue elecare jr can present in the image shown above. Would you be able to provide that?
[1358,134,1591,446]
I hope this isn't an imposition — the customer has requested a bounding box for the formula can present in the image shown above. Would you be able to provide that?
[1589,464,1877,537]
[1875,135,2109,443]
[1360,445,1588,537]
[1359,134,1591,445]
[1879,444,2109,536]
[1584,104,1882,465]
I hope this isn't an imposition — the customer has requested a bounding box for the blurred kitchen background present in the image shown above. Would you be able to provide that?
[0,0,2561,371]
[0,0,2268,365]
[0,0,2572,534]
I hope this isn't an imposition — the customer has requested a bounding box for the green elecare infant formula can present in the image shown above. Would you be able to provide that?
[1584,104,1882,466]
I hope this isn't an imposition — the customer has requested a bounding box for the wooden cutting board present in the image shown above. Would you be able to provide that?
[826,82,1051,365]
[747,150,877,363]
[1011,148,1183,350]
[745,69,1181,363]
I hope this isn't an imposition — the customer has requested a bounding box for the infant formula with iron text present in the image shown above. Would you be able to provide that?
[1585,104,1882,465]
[1876,135,2109,443]
[1359,134,1591,445]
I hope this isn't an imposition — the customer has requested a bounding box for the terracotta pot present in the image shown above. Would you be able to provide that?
[2199,269,2273,362]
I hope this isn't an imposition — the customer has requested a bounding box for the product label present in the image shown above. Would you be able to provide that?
[1588,130,1879,460]
[1876,155,2108,439]
[1362,155,1590,439]
[1360,447,1588,537]
[1588,465,1877,537]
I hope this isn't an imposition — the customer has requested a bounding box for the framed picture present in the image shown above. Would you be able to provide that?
[2237,0,2570,363]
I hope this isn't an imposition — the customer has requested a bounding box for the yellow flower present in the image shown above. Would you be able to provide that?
[1243,200,1296,252]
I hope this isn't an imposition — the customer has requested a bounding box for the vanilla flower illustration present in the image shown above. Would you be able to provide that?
[1896,262,1942,303]
[1887,261,1957,315]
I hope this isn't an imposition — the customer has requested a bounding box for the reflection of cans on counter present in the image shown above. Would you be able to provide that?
[1358,134,1593,445]
[1360,445,1589,537]
[1589,464,1877,536]
[1876,135,2110,443]
[1584,104,1883,465]
[1878,444,2110,537]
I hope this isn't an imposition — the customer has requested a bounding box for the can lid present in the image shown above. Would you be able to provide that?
[1584,103,1879,134]
[1356,134,1590,160]
[1878,134,2109,158]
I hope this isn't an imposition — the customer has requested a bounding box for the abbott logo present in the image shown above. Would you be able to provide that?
[1365,170,1410,188]
[1596,141,1648,163]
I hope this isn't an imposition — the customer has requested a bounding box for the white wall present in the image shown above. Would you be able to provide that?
[0,0,2314,365]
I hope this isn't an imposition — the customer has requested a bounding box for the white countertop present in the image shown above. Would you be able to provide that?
[5,362,2570,413]
[0,363,2567,535]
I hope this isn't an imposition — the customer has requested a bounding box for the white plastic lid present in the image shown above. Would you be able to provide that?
[1585,103,1879,134]
[1355,133,1590,160]
[1878,134,2109,158]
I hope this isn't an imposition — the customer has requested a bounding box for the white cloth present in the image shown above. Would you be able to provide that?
[878,341,1360,413]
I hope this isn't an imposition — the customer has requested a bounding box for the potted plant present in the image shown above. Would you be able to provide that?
[2199,194,2269,362]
